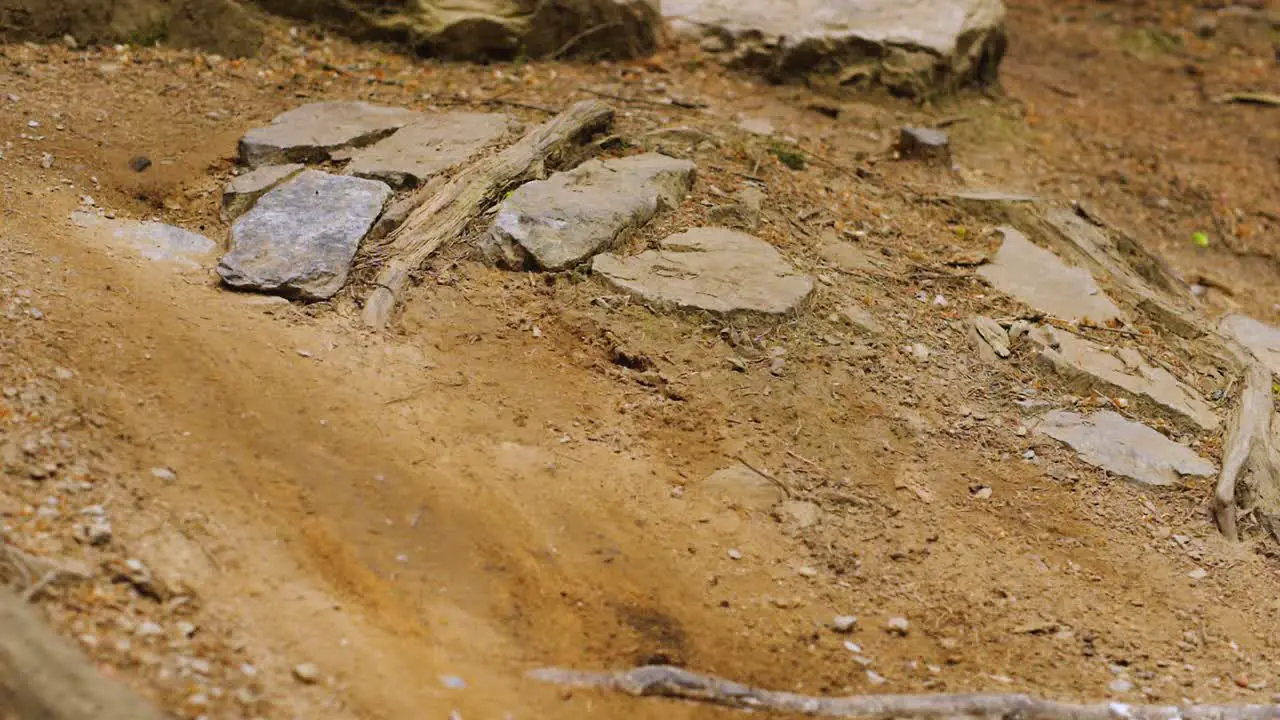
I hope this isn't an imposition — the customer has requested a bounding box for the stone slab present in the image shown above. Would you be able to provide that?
[1220,314,1280,377]
[70,212,216,269]
[1038,410,1215,486]
[485,153,696,271]
[217,170,391,301]
[592,227,813,318]
[664,0,1007,95]
[979,226,1126,324]
[338,112,514,188]
[1029,325,1219,431]
[222,164,305,221]
[238,102,424,167]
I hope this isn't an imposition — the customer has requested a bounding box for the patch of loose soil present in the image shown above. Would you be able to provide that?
[1,1,1278,717]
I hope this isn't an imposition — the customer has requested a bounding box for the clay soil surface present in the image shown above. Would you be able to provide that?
[1,0,1278,717]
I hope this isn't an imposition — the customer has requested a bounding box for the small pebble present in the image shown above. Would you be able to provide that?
[727,548,743,561]
[292,662,321,684]
[866,670,887,685]
[1110,678,1135,693]
[440,675,467,689]
[832,615,858,633]
[151,467,177,483]
[1187,567,1208,580]
[886,617,910,635]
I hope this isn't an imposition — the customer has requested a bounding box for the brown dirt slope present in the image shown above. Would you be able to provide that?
[0,0,1278,718]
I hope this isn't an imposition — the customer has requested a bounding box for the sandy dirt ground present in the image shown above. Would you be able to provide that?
[1,0,1279,717]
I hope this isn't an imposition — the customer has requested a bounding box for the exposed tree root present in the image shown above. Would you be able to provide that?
[361,99,613,330]
[531,665,1280,720]
[1213,362,1280,541]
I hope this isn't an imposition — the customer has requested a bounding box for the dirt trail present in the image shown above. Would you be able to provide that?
[2,1,1280,718]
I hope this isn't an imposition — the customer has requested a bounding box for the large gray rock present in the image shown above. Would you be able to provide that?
[252,0,661,60]
[484,153,696,271]
[1028,326,1219,432]
[1219,314,1280,377]
[238,102,424,167]
[592,227,814,318]
[1038,410,1216,487]
[221,164,305,221]
[980,226,1126,324]
[665,0,1007,95]
[337,112,514,188]
[70,212,216,269]
[217,170,391,301]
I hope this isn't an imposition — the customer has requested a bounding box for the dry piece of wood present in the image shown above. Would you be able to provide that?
[530,664,1280,720]
[361,99,614,329]
[0,587,166,720]
[1213,362,1280,541]
[1215,92,1280,107]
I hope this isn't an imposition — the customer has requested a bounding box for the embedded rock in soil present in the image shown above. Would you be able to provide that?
[1028,325,1219,432]
[979,226,1126,324]
[483,153,695,271]
[238,102,424,167]
[1037,410,1216,486]
[697,464,785,511]
[708,186,765,232]
[336,112,514,189]
[70,212,215,269]
[1219,314,1280,377]
[817,233,878,273]
[217,170,391,301]
[593,228,814,318]
[840,303,883,336]
[897,127,951,165]
[663,0,1007,95]
[221,163,305,220]
[252,0,661,60]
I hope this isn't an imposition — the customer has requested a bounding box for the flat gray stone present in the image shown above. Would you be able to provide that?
[222,164,305,220]
[238,102,424,166]
[840,303,883,336]
[979,226,1126,324]
[1029,325,1219,431]
[70,212,215,269]
[664,0,1006,95]
[593,227,813,318]
[217,170,391,301]
[485,153,696,271]
[1219,314,1280,377]
[1037,410,1216,486]
[698,464,785,510]
[337,112,514,188]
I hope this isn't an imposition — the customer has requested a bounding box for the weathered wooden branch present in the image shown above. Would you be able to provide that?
[1214,361,1280,541]
[0,586,166,720]
[531,664,1280,720]
[361,99,615,330]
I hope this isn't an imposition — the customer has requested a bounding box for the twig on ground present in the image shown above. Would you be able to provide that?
[551,23,622,60]
[731,455,791,498]
[530,664,1280,720]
